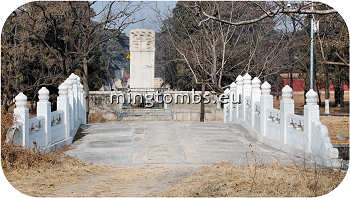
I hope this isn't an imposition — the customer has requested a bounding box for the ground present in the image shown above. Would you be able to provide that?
[3,121,346,197]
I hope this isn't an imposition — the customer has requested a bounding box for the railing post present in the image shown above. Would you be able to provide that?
[251,77,261,126]
[216,94,221,109]
[37,87,51,147]
[13,92,30,147]
[224,88,230,123]
[235,75,243,119]
[304,89,319,152]
[280,85,294,144]
[71,74,79,129]
[57,82,70,139]
[260,82,273,136]
[76,77,82,125]
[67,76,75,134]
[229,82,236,122]
[242,73,252,121]
[82,91,87,124]
[79,83,84,124]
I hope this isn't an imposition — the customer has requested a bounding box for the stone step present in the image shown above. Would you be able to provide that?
[119,108,173,121]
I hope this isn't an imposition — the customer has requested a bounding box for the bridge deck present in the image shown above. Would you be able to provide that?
[66,121,309,167]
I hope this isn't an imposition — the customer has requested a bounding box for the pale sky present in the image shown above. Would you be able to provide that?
[92,1,177,36]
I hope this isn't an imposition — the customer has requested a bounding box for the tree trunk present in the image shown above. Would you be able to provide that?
[334,77,341,107]
[82,57,90,122]
[30,100,35,114]
[304,81,308,105]
[340,80,344,107]
[315,73,322,106]
[3,97,9,114]
[200,82,205,122]
[317,87,322,106]
[324,64,330,113]
[325,65,330,100]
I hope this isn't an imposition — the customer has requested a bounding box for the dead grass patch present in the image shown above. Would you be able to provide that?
[3,152,114,197]
[88,112,106,123]
[1,108,106,196]
[1,144,63,171]
[321,116,349,140]
[155,161,346,197]
[1,106,14,145]
[1,106,62,171]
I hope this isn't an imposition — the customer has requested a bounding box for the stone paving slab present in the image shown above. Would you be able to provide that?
[65,121,306,167]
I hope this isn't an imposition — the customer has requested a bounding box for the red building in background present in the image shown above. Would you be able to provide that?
[280,73,349,92]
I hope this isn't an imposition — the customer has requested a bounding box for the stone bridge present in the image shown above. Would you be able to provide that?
[66,121,307,167]
[9,73,342,168]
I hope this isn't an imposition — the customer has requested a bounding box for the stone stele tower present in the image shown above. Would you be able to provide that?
[129,29,155,89]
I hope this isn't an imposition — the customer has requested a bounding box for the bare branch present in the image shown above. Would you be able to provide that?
[196,3,337,26]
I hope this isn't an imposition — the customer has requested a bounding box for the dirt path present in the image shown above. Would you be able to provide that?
[54,165,196,197]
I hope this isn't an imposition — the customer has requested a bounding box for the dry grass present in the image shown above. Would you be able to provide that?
[3,156,347,197]
[1,108,98,196]
[3,151,114,197]
[88,112,106,123]
[1,106,60,171]
[1,144,63,171]
[1,106,14,145]
[155,161,346,197]
[321,116,349,140]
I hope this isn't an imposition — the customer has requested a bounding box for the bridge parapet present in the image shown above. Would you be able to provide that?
[225,73,340,168]
[9,73,86,153]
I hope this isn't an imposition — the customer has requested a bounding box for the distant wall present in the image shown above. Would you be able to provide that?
[88,90,223,121]
[282,79,349,92]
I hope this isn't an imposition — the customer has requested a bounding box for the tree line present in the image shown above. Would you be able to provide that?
[1,1,141,116]
[1,1,348,121]
[157,1,349,108]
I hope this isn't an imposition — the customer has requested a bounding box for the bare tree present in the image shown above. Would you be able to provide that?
[10,1,144,119]
[67,1,143,119]
[158,2,291,121]
[195,1,337,27]
[1,8,66,113]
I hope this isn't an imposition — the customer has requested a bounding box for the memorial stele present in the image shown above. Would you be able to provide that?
[129,29,155,89]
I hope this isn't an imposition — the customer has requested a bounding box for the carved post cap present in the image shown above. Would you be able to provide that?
[243,73,252,80]
[261,81,271,95]
[58,82,68,95]
[15,92,27,107]
[235,75,243,83]
[282,85,293,99]
[224,88,230,94]
[69,73,77,79]
[252,77,261,88]
[38,87,50,101]
[230,82,236,89]
[72,74,79,85]
[66,76,74,87]
[306,89,318,105]
[243,73,252,85]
